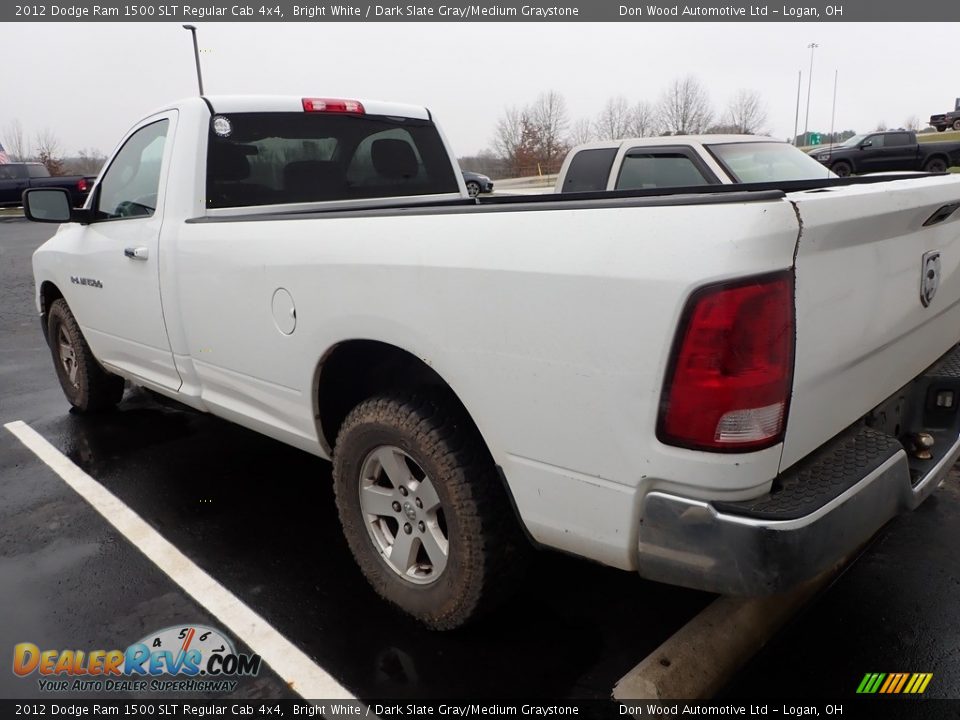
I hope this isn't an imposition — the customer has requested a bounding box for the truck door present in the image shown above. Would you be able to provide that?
[65,112,181,391]
[0,164,30,205]
[883,132,917,171]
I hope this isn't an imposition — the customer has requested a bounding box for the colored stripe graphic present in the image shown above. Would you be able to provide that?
[858,672,932,694]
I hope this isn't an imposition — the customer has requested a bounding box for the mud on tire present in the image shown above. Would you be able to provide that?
[47,298,125,412]
[332,392,529,630]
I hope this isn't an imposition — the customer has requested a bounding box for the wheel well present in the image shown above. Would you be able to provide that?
[925,153,948,167]
[39,281,64,342]
[315,340,461,453]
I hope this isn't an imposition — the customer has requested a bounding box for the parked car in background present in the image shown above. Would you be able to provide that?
[0,162,95,207]
[555,135,834,193]
[807,130,960,176]
[461,170,493,197]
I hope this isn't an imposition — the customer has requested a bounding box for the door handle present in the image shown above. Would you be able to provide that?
[124,247,149,261]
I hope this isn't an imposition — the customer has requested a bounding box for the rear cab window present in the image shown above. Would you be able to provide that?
[560,148,618,193]
[205,112,459,209]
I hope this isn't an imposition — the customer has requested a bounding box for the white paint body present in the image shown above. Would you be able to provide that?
[32,97,960,573]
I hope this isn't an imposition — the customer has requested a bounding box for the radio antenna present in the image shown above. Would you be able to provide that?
[182,25,205,96]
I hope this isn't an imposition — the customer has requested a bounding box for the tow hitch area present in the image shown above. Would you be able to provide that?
[867,343,960,485]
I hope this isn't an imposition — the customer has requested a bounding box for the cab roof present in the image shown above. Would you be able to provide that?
[202,95,431,120]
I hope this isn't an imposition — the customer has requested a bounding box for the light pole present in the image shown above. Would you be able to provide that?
[792,70,801,146]
[802,42,818,145]
[183,24,205,96]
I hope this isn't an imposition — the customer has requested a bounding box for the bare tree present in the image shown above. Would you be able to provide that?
[2,119,29,161]
[725,89,768,134]
[492,106,526,167]
[568,118,594,146]
[904,115,920,131]
[658,76,713,135]
[629,100,658,137]
[76,147,107,175]
[874,121,888,131]
[594,96,632,140]
[34,129,64,175]
[528,90,570,171]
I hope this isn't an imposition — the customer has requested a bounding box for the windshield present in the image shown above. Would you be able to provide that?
[709,142,836,183]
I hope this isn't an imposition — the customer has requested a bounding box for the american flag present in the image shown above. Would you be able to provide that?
[0,141,8,164]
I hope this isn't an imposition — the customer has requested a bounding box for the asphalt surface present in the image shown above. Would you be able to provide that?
[1,217,959,706]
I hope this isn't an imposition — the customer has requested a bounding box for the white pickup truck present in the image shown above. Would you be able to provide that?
[24,95,960,630]
[555,134,836,193]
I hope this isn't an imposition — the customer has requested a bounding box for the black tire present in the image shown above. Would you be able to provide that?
[332,392,528,630]
[831,161,852,177]
[465,181,481,198]
[47,299,125,412]
[936,126,948,133]
[953,120,960,131]
[924,156,948,173]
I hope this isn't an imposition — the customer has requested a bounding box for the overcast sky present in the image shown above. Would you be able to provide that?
[0,22,953,159]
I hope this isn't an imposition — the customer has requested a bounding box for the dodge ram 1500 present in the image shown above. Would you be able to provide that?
[24,95,960,629]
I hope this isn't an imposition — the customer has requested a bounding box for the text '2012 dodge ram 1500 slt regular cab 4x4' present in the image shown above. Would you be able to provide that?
[24,95,960,630]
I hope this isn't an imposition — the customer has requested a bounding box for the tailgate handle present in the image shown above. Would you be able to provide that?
[922,202,960,227]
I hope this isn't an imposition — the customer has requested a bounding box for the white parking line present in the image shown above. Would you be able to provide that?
[4,419,355,701]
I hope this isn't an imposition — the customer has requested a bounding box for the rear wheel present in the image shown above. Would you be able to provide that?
[332,392,528,629]
[831,160,852,177]
[953,119,960,131]
[924,156,948,173]
[47,299,124,412]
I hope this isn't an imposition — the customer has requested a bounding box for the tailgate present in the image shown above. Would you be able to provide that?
[781,175,960,471]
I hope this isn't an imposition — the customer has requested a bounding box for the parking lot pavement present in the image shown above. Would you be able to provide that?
[2,217,959,704]
[722,472,960,701]
[0,219,713,700]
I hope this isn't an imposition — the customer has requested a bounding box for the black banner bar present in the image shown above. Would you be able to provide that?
[1,699,956,719]
[3,0,960,22]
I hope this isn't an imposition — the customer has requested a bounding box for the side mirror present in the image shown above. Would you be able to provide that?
[859,140,873,149]
[22,188,89,224]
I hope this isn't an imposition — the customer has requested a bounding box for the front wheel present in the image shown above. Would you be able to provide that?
[465,181,481,198]
[47,299,125,412]
[332,392,528,630]
[831,161,852,177]
[924,157,948,173]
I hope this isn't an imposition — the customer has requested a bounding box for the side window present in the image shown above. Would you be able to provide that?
[616,152,711,190]
[867,134,885,148]
[96,120,169,219]
[0,165,21,180]
[561,148,617,193]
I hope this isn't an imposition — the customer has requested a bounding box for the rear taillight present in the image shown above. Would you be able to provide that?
[657,271,795,452]
[77,178,88,192]
[302,98,365,114]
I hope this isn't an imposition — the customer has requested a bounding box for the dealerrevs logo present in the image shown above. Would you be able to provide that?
[13,625,261,693]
